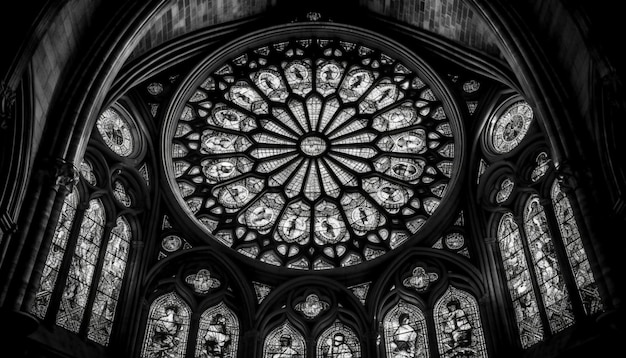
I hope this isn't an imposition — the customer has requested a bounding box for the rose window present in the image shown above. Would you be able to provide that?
[166,35,459,270]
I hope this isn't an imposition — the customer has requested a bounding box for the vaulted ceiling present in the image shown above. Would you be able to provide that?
[129,0,503,61]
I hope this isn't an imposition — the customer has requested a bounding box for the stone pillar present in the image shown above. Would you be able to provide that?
[1,158,77,311]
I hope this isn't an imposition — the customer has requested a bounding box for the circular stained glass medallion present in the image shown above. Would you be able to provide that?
[489,100,534,154]
[166,31,459,270]
[96,107,135,157]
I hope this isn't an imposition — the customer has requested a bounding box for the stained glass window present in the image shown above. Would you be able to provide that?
[253,281,273,303]
[141,293,191,358]
[316,321,361,358]
[488,101,533,154]
[112,180,132,207]
[550,181,603,314]
[96,107,135,157]
[56,198,106,333]
[80,160,97,185]
[530,152,551,182]
[383,301,429,358]
[495,177,514,203]
[434,287,487,358]
[523,195,575,333]
[263,321,306,358]
[87,216,132,345]
[166,37,459,270]
[31,143,137,346]
[31,190,79,319]
[294,293,330,319]
[497,213,544,348]
[195,302,239,358]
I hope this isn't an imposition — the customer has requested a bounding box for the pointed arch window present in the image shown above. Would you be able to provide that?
[56,198,106,332]
[88,216,132,345]
[31,189,79,319]
[550,181,602,314]
[434,287,487,358]
[496,213,544,347]
[263,321,306,358]
[141,292,191,358]
[523,195,575,333]
[30,166,135,346]
[383,300,429,358]
[316,321,361,358]
[196,302,240,358]
[494,185,602,348]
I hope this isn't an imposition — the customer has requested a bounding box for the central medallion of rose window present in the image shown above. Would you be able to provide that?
[167,35,458,270]
[300,136,327,156]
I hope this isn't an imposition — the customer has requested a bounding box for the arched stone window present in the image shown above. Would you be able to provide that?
[140,292,192,358]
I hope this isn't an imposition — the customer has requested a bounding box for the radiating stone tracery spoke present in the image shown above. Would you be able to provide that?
[168,36,458,269]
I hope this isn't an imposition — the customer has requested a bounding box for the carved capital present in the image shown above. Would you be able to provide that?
[52,158,79,192]
[555,161,578,193]
[0,82,16,131]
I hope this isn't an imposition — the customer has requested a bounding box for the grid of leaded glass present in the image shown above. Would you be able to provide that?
[495,177,514,203]
[489,101,533,154]
[96,107,134,157]
[497,213,543,348]
[56,198,106,332]
[87,216,132,345]
[550,181,603,315]
[434,287,487,358]
[195,302,239,358]
[523,196,575,333]
[530,152,550,182]
[253,282,272,303]
[80,160,97,185]
[141,293,191,358]
[31,190,79,319]
[112,180,132,207]
[168,38,457,270]
[262,321,306,358]
[316,321,361,358]
[383,301,429,358]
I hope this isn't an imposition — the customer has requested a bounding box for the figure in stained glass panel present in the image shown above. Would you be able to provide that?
[324,332,353,358]
[440,299,472,354]
[196,303,239,358]
[263,322,305,358]
[151,306,183,357]
[391,313,418,357]
[317,322,360,358]
[141,294,190,358]
[272,335,299,357]
[435,287,487,358]
[203,314,230,357]
[384,302,428,358]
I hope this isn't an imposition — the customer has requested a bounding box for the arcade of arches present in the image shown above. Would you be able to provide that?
[1,1,625,358]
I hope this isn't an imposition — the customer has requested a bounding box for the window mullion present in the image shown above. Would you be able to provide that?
[45,194,89,323]
[512,214,552,336]
[79,217,115,336]
[541,195,587,319]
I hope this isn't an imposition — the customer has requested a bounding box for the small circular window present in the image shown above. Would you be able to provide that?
[96,107,135,157]
[488,100,533,154]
